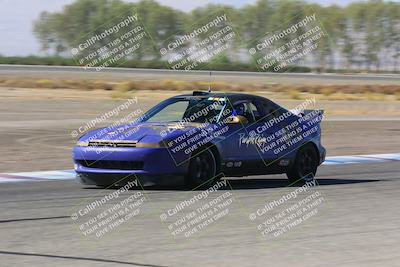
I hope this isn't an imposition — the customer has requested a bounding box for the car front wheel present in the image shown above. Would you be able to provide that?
[185,147,217,188]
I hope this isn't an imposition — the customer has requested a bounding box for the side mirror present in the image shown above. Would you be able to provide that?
[225,115,249,124]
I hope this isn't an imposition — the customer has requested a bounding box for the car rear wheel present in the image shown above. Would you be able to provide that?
[286,144,318,183]
[186,147,217,188]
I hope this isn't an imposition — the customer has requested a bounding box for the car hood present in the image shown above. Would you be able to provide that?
[79,122,205,142]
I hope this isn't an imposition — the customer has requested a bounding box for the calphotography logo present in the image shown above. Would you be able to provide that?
[71,179,147,239]
[70,9,151,71]
[159,11,238,71]
[248,180,327,240]
[159,177,239,240]
[247,13,327,72]
[70,96,140,137]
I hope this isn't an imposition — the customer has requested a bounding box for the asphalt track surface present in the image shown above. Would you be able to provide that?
[1,162,400,267]
[1,73,399,266]
[1,64,400,85]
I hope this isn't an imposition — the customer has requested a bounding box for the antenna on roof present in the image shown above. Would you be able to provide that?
[208,71,212,93]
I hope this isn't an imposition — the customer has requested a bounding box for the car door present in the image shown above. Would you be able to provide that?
[220,99,277,175]
[246,99,279,161]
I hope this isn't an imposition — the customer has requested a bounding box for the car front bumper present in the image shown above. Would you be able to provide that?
[72,146,188,186]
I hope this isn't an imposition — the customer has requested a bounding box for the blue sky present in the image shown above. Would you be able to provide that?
[0,0,365,56]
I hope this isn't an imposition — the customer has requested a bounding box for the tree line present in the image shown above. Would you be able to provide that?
[33,0,400,72]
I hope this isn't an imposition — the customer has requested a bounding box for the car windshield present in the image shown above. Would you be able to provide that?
[141,97,227,123]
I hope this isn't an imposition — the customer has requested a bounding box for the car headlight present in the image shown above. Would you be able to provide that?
[76,141,89,147]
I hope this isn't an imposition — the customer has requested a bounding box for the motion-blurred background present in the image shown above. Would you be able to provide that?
[1,0,400,73]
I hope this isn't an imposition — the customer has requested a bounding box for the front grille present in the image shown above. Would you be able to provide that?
[88,140,137,148]
[77,160,144,170]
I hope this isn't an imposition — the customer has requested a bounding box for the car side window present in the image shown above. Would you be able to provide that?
[248,102,263,122]
[232,102,254,122]
[260,102,282,121]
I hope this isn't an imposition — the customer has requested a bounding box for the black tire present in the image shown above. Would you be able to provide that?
[286,144,319,183]
[185,147,217,188]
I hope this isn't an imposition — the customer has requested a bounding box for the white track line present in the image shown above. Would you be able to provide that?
[323,153,400,165]
[0,153,399,183]
[0,170,76,183]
